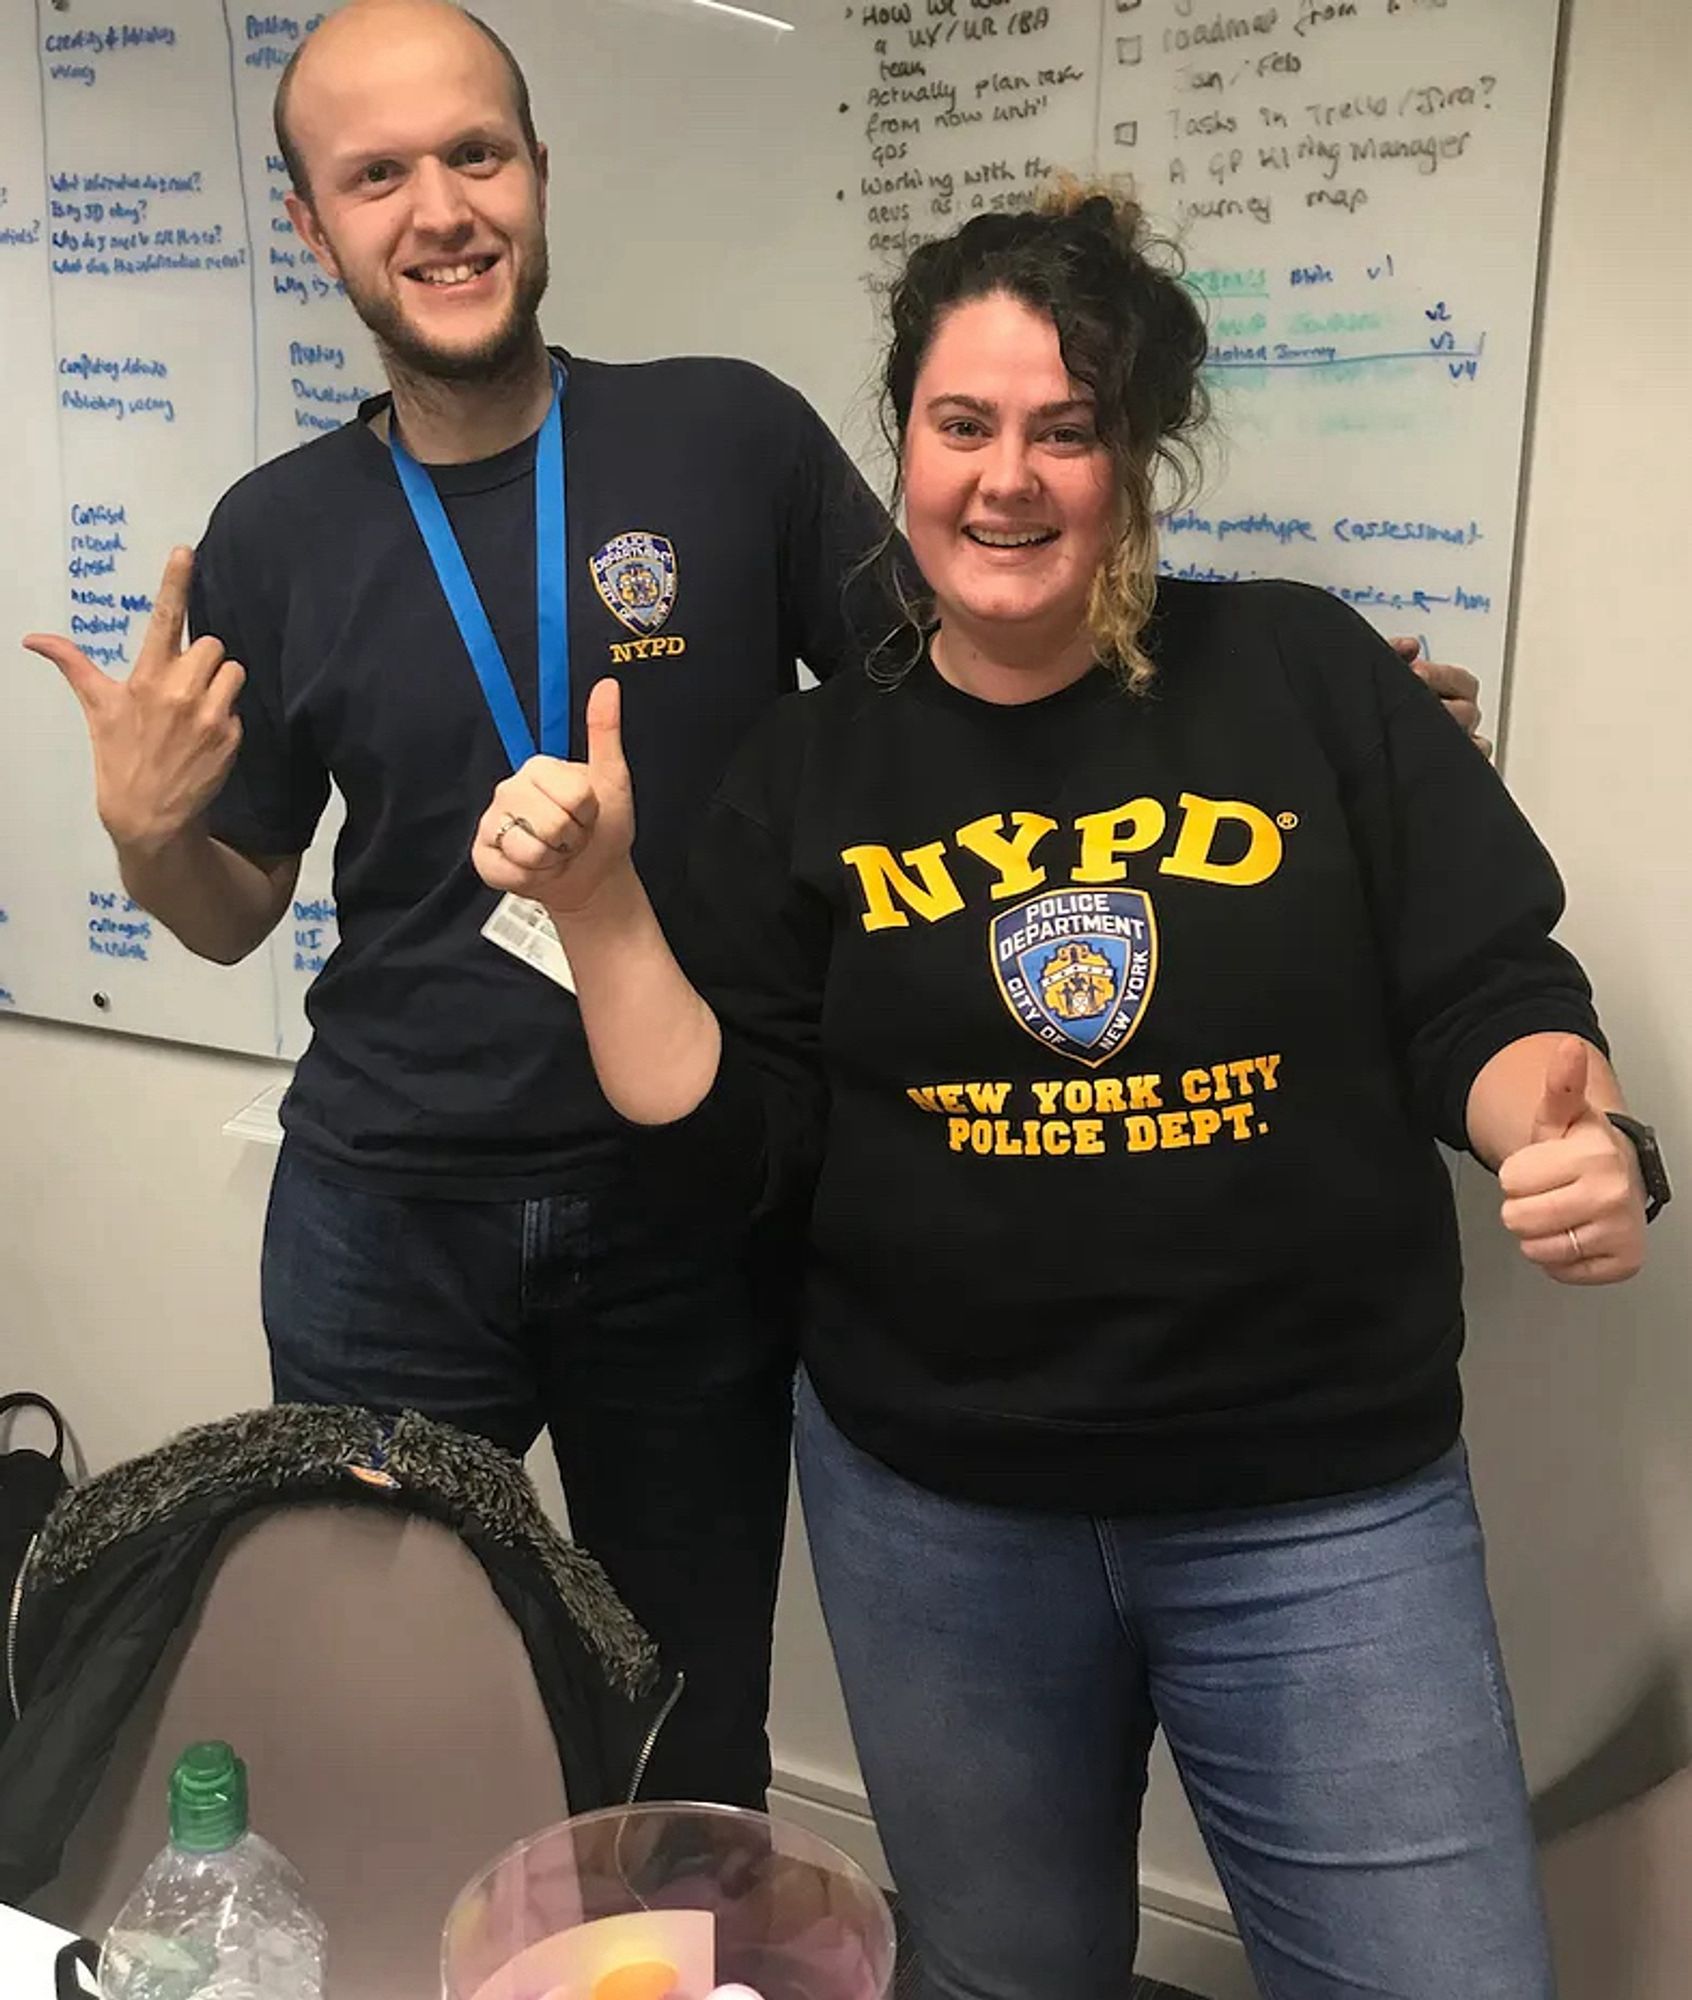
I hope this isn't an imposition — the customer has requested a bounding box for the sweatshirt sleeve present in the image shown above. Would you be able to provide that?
[1274,586,1607,1153]
[629,703,833,1230]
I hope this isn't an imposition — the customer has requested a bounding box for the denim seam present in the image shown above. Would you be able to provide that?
[1091,1518,1140,1651]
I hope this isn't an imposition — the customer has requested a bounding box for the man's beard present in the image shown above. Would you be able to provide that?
[340,227,550,384]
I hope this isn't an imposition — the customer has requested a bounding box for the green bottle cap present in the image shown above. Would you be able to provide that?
[167,1742,249,1853]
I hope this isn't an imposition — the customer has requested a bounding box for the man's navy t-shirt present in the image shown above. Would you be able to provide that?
[190,352,897,1196]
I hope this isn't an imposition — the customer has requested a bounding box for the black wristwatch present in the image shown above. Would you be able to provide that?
[1607,1112,1672,1224]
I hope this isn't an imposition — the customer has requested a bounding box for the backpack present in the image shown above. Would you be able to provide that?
[1,1393,72,1746]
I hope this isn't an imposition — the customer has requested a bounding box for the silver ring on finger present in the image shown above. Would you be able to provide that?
[1566,1226,1584,1263]
[493,811,545,857]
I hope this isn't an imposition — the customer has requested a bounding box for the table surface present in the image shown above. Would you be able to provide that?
[0,1900,90,1993]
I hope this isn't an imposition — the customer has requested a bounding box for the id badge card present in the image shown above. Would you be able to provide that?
[482,892,577,993]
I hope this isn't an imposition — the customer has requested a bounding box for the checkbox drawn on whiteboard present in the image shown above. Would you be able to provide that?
[1117,35,1142,64]
[1114,120,1138,147]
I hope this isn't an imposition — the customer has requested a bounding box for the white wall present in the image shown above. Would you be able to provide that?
[1465,5,1692,1985]
[0,1032,275,1471]
[3,1,1688,1991]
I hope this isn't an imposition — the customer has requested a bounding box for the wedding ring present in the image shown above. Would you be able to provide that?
[1566,1226,1584,1263]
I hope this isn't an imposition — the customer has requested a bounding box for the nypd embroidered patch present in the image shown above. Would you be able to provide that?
[990,887,1158,1065]
[590,531,678,636]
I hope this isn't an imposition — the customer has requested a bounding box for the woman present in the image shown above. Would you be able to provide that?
[474,188,1659,1997]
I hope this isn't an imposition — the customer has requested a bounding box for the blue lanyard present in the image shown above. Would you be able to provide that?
[387,362,569,768]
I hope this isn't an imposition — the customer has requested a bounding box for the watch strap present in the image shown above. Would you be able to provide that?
[1607,1111,1671,1224]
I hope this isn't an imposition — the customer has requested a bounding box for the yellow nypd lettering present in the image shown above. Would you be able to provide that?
[842,791,1291,930]
[608,634,687,665]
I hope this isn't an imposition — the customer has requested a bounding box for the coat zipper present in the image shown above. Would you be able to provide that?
[6,1531,40,1722]
[625,1670,684,1804]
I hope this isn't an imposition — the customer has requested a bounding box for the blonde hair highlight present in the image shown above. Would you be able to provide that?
[1039,176,1204,693]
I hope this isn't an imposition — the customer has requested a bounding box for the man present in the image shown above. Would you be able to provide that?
[25,0,1485,1807]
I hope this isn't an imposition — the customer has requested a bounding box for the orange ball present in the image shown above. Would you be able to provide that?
[590,1962,680,2000]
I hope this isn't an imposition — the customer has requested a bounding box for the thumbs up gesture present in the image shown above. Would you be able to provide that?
[1497,1037,1647,1285]
[24,544,245,854]
[473,676,636,916]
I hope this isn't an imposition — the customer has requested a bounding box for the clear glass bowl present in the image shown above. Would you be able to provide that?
[442,1802,897,2000]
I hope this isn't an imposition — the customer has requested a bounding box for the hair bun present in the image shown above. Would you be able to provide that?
[1072,193,1120,236]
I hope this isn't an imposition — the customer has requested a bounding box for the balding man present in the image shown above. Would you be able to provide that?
[25,0,898,1810]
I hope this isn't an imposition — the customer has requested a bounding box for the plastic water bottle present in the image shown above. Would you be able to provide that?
[98,1741,327,2000]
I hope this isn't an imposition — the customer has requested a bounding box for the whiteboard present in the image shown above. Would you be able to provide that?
[0,0,1562,1058]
